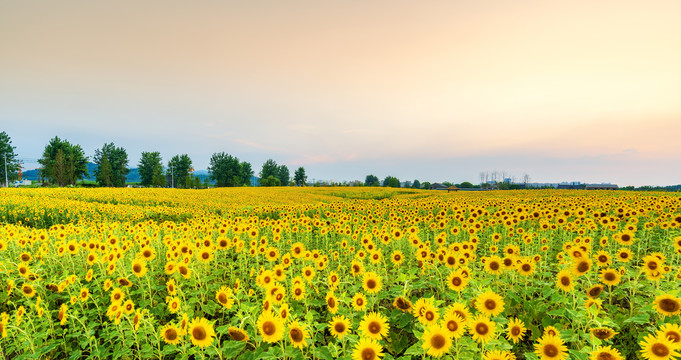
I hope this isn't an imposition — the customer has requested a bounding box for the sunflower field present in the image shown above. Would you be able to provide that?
[1,187,680,360]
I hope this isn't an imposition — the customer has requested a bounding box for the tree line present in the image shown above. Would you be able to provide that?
[0,133,307,188]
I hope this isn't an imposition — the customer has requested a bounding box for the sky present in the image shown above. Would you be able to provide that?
[1,1,680,186]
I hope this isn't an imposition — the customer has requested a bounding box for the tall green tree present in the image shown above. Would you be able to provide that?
[277,165,290,186]
[94,143,129,187]
[38,137,89,186]
[260,159,279,179]
[138,151,165,187]
[293,167,307,186]
[0,131,21,186]
[412,180,421,189]
[240,161,254,186]
[208,152,243,187]
[382,175,400,188]
[167,154,192,188]
[364,175,380,186]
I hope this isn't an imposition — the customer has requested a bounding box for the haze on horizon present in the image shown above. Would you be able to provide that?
[1,1,680,187]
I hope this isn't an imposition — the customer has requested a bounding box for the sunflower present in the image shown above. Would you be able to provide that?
[287,321,309,349]
[350,260,364,277]
[653,294,681,317]
[228,327,249,342]
[216,286,234,309]
[352,338,384,360]
[446,302,472,324]
[484,255,504,275]
[590,327,618,340]
[166,296,181,314]
[160,323,182,345]
[58,304,68,326]
[359,312,389,340]
[586,285,604,299]
[164,261,177,275]
[616,248,632,263]
[469,314,496,343]
[352,293,368,311]
[257,310,285,343]
[506,318,527,344]
[656,323,681,348]
[80,287,89,302]
[556,270,574,292]
[418,302,440,326]
[329,315,352,339]
[326,292,339,314]
[111,287,125,304]
[292,283,305,301]
[534,335,568,360]
[422,324,453,358]
[362,272,382,294]
[188,317,215,348]
[640,333,680,360]
[0,313,8,338]
[572,257,592,277]
[21,284,35,298]
[642,255,663,275]
[589,345,623,360]
[393,296,412,313]
[166,279,177,296]
[446,269,469,292]
[131,259,147,278]
[390,251,404,266]
[483,350,516,360]
[441,312,466,339]
[600,268,621,286]
[475,291,505,317]
[123,299,135,315]
[302,265,316,282]
[328,271,340,289]
[517,258,536,276]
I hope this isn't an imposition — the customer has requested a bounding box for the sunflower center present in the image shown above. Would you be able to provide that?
[484,299,496,310]
[290,328,303,342]
[543,344,558,357]
[490,262,499,271]
[665,331,680,343]
[334,322,346,334]
[356,298,364,306]
[218,293,228,304]
[560,276,571,286]
[262,321,276,336]
[476,323,489,335]
[593,329,611,339]
[589,287,603,297]
[367,279,377,289]
[328,297,336,308]
[425,311,435,321]
[595,351,614,360]
[202,252,210,259]
[447,320,458,332]
[522,264,531,272]
[133,264,142,272]
[604,272,616,281]
[229,329,246,341]
[23,286,32,294]
[295,289,302,296]
[451,277,462,286]
[361,348,376,360]
[368,321,381,334]
[659,298,680,312]
[511,326,521,336]
[648,262,658,270]
[165,328,178,341]
[652,343,669,357]
[577,261,589,273]
[431,334,446,349]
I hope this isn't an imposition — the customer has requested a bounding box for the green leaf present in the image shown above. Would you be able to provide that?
[624,312,650,324]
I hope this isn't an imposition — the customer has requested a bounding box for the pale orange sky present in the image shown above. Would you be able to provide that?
[1,1,680,185]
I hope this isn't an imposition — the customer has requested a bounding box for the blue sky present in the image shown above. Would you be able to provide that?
[1,1,680,186]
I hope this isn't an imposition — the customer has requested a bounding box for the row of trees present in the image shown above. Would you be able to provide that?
[11,135,307,188]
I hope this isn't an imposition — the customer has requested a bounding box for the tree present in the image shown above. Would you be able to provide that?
[208,152,243,187]
[422,181,431,189]
[364,175,380,187]
[138,151,165,187]
[459,181,474,188]
[412,180,421,189]
[167,154,192,188]
[94,143,129,187]
[0,131,21,186]
[240,161,254,186]
[293,167,307,186]
[260,175,281,187]
[260,159,279,179]
[38,137,89,186]
[382,176,400,188]
[277,165,290,186]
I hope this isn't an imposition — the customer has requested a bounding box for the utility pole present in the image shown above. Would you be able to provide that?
[170,164,174,188]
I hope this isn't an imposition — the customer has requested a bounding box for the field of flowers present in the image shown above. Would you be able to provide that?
[1,187,680,360]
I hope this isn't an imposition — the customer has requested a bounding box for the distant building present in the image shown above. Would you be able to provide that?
[585,184,618,190]
[557,184,584,190]
[429,183,448,190]
[446,186,459,192]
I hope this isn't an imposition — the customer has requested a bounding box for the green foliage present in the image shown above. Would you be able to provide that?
[168,154,193,188]
[293,167,307,186]
[0,131,21,186]
[260,159,279,179]
[364,174,380,186]
[138,151,165,187]
[277,165,290,186]
[458,181,474,188]
[260,175,281,187]
[382,175,400,188]
[411,179,420,189]
[94,142,129,187]
[208,152,248,187]
[421,181,431,189]
[38,136,89,186]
